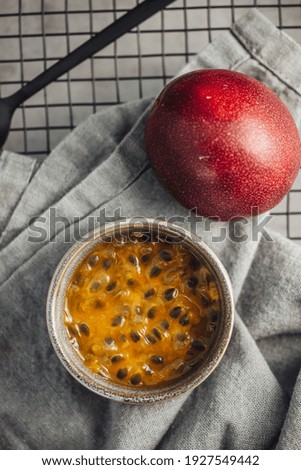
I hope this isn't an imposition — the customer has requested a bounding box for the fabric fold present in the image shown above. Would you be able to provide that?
[0,100,150,249]
[0,151,36,236]
[0,102,151,286]
[231,9,301,96]
[277,370,301,450]
[158,315,288,450]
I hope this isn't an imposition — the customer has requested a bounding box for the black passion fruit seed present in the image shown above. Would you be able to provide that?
[210,311,219,323]
[68,325,78,336]
[189,257,200,271]
[146,334,157,344]
[74,273,85,286]
[111,354,123,363]
[87,254,100,267]
[150,355,164,364]
[102,258,112,269]
[117,368,128,380]
[187,277,198,288]
[79,323,90,336]
[170,306,182,318]
[186,350,194,357]
[105,337,114,345]
[128,254,138,266]
[160,319,170,330]
[147,307,156,319]
[179,313,190,326]
[150,266,162,278]
[90,281,101,292]
[160,250,172,261]
[176,332,186,342]
[141,253,151,264]
[130,373,142,385]
[164,288,178,301]
[106,281,117,292]
[144,288,155,298]
[152,328,162,340]
[130,331,140,342]
[200,293,211,307]
[111,315,124,327]
[94,299,104,309]
[191,339,206,352]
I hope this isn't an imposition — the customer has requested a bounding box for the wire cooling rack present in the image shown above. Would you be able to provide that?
[0,0,300,241]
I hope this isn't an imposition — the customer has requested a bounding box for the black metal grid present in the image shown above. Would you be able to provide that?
[0,0,300,241]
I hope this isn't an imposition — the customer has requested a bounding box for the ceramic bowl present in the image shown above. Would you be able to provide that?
[46,219,234,403]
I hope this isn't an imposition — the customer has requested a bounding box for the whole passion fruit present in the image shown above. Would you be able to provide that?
[144,69,301,220]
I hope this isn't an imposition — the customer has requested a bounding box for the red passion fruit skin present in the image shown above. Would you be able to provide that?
[144,69,301,220]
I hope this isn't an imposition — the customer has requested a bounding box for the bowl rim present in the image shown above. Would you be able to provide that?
[46,218,234,404]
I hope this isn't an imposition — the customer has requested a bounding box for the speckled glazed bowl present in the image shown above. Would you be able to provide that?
[47,219,234,404]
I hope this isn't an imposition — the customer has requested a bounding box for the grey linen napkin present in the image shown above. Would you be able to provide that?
[0,10,300,450]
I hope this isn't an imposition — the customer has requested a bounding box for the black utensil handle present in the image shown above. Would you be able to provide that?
[11,0,175,106]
